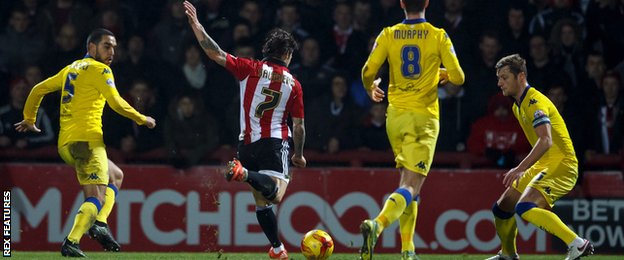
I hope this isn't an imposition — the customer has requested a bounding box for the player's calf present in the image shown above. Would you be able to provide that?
[226,159,278,200]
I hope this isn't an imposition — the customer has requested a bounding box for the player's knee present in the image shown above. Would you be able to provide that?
[492,202,514,219]
[515,202,537,218]
[109,165,124,188]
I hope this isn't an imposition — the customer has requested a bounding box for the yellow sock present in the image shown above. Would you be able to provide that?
[517,202,577,244]
[374,188,411,236]
[399,199,418,252]
[494,215,518,255]
[96,185,118,223]
[493,203,518,256]
[67,197,101,243]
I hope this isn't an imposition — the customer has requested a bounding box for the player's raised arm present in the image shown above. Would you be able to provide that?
[183,0,226,67]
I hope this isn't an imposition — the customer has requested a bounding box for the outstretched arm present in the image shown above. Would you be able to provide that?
[15,69,65,133]
[184,0,226,67]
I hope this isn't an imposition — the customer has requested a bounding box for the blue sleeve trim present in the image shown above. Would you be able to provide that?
[395,188,413,207]
[85,197,102,212]
[492,203,514,219]
[533,120,551,128]
[107,183,119,197]
[515,202,537,216]
[532,116,551,128]
[413,194,420,203]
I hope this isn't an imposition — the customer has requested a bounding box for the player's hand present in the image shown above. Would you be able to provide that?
[368,78,385,102]
[183,0,200,27]
[439,68,449,85]
[14,120,40,133]
[502,167,524,188]
[144,116,156,129]
[291,154,306,168]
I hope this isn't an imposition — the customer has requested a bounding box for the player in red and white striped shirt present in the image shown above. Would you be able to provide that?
[185,1,305,259]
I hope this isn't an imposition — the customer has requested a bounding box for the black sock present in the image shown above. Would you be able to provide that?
[94,220,107,227]
[256,206,281,248]
[246,171,278,200]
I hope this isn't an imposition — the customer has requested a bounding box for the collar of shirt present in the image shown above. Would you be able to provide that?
[403,18,426,24]
[516,84,531,106]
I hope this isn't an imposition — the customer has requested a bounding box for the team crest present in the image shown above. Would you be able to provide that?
[106,78,115,87]
[533,109,546,119]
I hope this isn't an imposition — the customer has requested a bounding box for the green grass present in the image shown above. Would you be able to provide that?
[7,252,623,260]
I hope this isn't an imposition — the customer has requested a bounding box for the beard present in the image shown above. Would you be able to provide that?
[95,49,112,65]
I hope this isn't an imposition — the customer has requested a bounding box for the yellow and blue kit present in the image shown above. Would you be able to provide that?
[512,86,578,206]
[362,18,464,119]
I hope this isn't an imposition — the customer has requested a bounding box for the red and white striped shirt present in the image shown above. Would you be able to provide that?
[225,54,304,144]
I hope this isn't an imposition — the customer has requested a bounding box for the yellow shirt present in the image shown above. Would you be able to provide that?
[23,56,146,146]
[512,86,577,165]
[363,18,464,118]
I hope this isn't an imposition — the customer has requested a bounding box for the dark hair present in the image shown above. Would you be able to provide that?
[86,28,114,49]
[495,54,527,78]
[10,6,28,17]
[479,30,500,44]
[403,0,428,13]
[262,28,298,58]
[280,0,299,11]
[587,50,604,59]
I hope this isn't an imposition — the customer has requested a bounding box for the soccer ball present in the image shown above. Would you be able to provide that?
[300,229,334,260]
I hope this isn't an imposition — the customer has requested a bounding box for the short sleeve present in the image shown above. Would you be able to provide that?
[225,53,256,81]
[527,99,551,128]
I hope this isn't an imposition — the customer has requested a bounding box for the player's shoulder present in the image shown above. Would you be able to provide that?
[88,59,113,75]
[425,23,449,39]
[70,57,112,76]
[528,87,550,103]
[292,77,303,90]
[523,88,552,110]
[233,54,257,65]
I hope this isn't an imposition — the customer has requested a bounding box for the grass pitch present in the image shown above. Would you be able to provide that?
[7,252,623,259]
